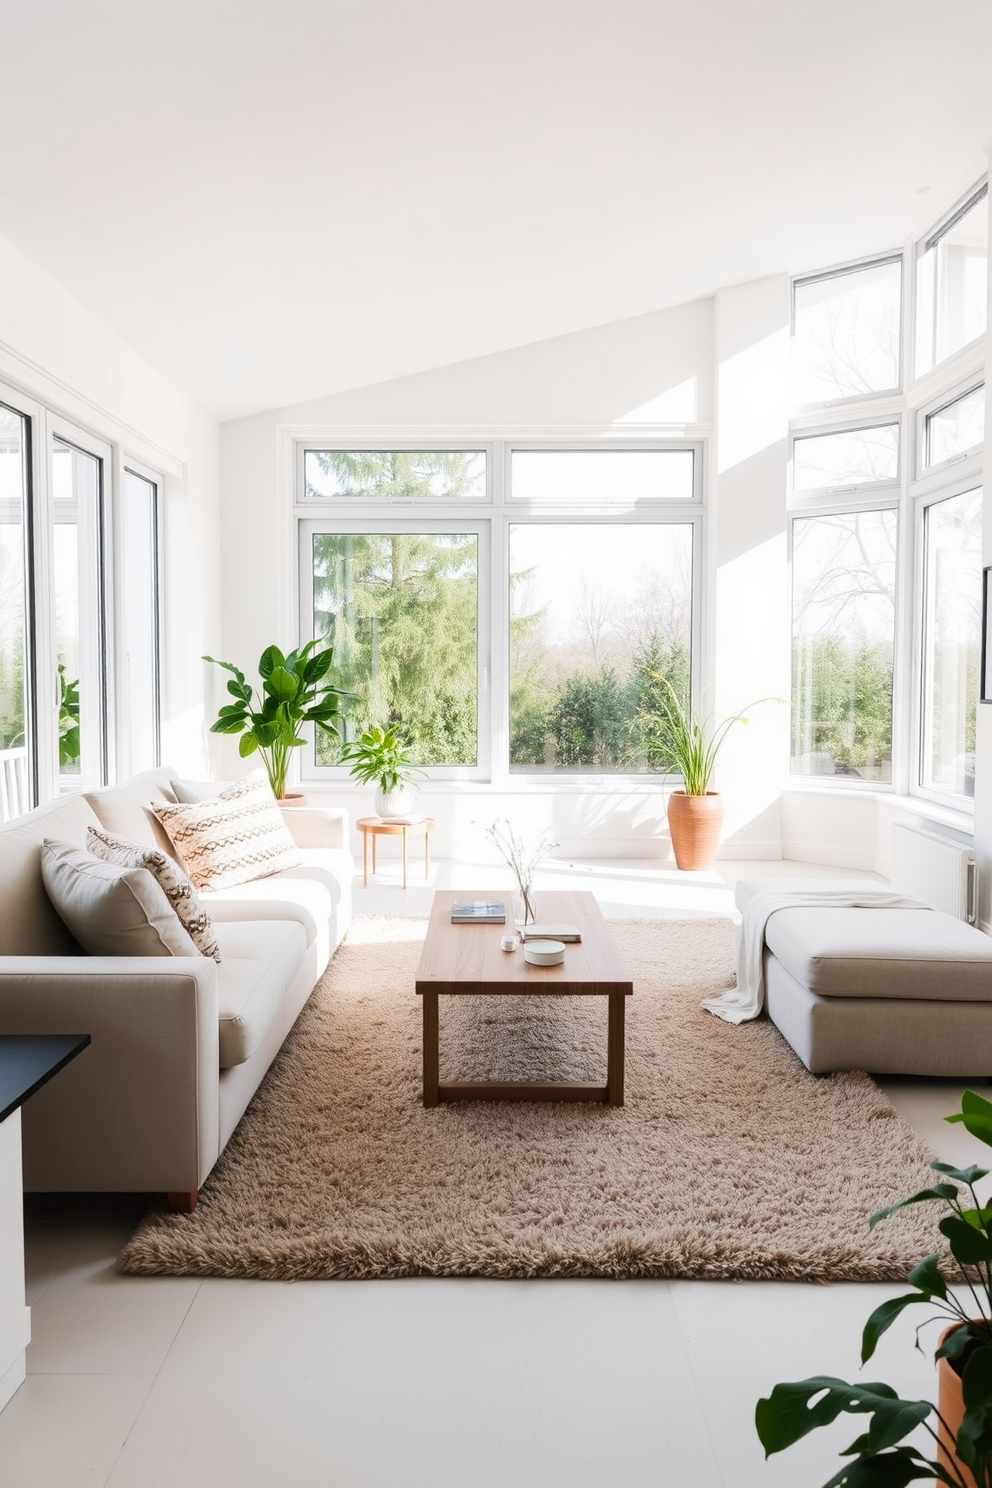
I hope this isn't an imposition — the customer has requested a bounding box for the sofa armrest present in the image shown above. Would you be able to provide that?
[279,805,349,850]
[0,957,220,1193]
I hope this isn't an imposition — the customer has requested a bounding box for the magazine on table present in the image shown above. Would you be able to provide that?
[450,899,507,924]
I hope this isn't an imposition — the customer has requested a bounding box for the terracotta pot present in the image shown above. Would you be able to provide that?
[938,1324,981,1488]
[666,791,724,870]
[278,792,307,807]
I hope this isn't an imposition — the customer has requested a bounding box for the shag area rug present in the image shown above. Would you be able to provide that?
[119,915,943,1282]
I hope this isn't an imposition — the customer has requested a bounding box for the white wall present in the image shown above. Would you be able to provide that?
[0,228,221,777]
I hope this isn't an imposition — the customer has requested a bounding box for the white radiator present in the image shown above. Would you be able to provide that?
[890,823,977,923]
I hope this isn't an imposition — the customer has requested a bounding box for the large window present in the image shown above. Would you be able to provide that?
[920,487,981,799]
[509,523,692,771]
[793,258,902,405]
[0,404,32,815]
[915,185,988,379]
[299,444,699,782]
[0,384,163,820]
[310,528,480,767]
[791,509,896,783]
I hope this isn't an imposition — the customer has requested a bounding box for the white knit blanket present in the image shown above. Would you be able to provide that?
[702,886,930,1025]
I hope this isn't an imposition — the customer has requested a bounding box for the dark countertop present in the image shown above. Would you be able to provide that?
[0,1035,91,1124]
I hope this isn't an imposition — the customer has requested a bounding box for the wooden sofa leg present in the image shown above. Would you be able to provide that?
[165,1190,198,1213]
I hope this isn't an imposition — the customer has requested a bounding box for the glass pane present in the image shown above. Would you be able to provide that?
[792,510,896,782]
[921,488,981,799]
[312,532,478,765]
[925,385,985,467]
[52,439,104,789]
[304,450,485,500]
[509,523,693,773]
[118,471,159,773]
[916,191,988,377]
[511,449,694,503]
[793,260,902,404]
[0,405,33,819]
[793,424,899,491]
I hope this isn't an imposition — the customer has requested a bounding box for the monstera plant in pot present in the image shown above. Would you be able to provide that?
[339,725,424,820]
[635,674,755,871]
[203,641,350,802]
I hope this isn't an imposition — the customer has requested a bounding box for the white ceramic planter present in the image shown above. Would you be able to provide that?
[375,784,418,820]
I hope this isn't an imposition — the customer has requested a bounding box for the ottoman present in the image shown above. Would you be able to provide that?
[734,879,992,1076]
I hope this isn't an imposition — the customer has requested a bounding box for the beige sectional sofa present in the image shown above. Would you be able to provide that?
[0,768,353,1207]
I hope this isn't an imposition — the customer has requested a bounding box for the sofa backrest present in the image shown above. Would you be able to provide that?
[84,767,180,856]
[0,793,103,954]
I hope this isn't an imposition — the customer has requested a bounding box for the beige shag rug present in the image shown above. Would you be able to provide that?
[119,915,943,1281]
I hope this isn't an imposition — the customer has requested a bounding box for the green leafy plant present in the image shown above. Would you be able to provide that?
[339,725,423,795]
[633,672,755,795]
[57,663,80,768]
[756,1087,992,1487]
[203,642,350,800]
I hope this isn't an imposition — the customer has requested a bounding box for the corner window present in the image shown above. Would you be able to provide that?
[791,509,896,783]
[915,185,988,379]
[793,423,899,494]
[923,384,985,471]
[920,487,981,799]
[793,258,902,406]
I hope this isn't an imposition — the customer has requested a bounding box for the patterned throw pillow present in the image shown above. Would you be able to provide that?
[150,769,301,893]
[42,840,199,958]
[86,826,222,962]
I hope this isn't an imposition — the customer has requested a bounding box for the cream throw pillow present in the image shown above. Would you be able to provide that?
[86,825,222,962]
[41,839,199,957]
[151,769,301,892]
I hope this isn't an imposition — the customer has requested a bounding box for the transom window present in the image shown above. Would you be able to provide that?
[792,257,902,406]
[915,184,988,379]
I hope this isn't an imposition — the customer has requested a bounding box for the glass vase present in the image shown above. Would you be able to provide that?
[514,885,538,926]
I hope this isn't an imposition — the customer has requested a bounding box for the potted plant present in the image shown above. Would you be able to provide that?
[339,725,424,819]
[203,641,350,802]
[756,1087,992,1488]
[634,673,753,870]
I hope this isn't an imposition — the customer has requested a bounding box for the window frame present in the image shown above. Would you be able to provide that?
[791,253,905,414]
[916,377,985,481]
[910,470,983,813]
[913,181,989,384]
[297,441,496,506]
[789,417,901,504]
[295,437,705,787]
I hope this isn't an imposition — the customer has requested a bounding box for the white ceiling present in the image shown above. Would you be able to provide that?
[1,0,990,422]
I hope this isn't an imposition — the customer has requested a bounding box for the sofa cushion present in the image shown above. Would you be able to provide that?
[213,919,308,1068]
[85,767,181,857]
[41,839,199,958]
[0,794,103,955]
[151,771,301,892]
[765,906,992,1000]
[86,826,222,961]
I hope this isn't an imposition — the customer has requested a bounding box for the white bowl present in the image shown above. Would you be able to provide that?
[523,938,566,966]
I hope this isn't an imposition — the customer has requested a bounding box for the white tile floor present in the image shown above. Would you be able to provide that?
[1,854,986,1487]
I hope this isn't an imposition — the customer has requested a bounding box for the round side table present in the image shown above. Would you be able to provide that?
[357,817,435,890]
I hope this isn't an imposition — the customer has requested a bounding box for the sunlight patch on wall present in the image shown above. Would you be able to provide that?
[614,377,698,425]
[717,327,789,474]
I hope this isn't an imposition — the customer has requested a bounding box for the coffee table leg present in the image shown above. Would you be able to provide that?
[422,990,439,1107]
[607,991,625,1106]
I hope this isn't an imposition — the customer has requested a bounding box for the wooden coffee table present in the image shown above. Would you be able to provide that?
[415,890,632,1108]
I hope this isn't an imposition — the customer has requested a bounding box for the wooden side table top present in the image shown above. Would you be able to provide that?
[356,816,435,835]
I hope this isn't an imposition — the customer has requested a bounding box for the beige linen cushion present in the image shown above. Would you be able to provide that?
[151,770,301,892]
[86,825,222,962]
[41,839,199,957]
[765,906,992,1001]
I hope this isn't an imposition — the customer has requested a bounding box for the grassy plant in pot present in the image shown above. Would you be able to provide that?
[339,725,424,820]
[756,1087,992,1488]
[635,674,752,871]
[203,641,350,802]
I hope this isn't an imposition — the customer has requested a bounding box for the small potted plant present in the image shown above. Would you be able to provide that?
[339,725,424,820]
[203,641,350,802]
[634,674,757,870]
[756,1087,992,1488]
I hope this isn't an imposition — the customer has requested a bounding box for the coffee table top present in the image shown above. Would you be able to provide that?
[415,889,631,996]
